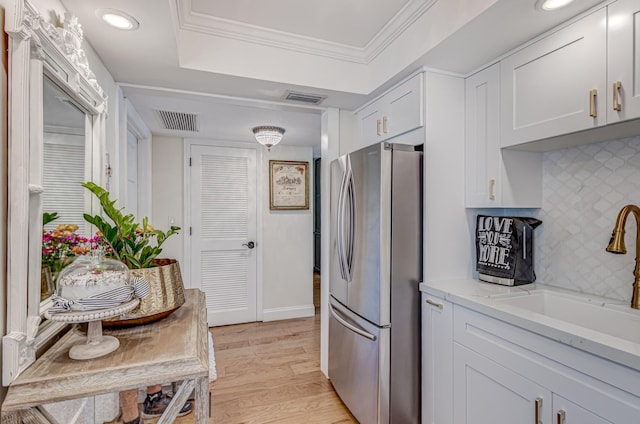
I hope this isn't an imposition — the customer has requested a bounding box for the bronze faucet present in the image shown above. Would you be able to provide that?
[606,204,640,309]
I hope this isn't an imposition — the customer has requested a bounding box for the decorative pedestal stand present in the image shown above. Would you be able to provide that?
[45,299,139,360]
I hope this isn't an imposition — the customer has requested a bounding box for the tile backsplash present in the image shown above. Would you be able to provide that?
[533,135,640,301]
[469,135,640,302]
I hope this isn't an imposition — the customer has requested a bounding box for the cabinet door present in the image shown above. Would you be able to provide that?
[356,101,383,150]
[500,8,606,147]
[421,293,453,424]
[607,0,640,123]
[453,343,551,424]
[553,395,613,424]
[386,73,424,140]
[465,64,501,207]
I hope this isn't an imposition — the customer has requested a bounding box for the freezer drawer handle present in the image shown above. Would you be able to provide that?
[329,304,377,341]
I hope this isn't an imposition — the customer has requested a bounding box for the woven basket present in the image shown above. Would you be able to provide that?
[103,260,185,327]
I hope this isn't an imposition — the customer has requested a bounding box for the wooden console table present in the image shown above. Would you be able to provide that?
[1,289,209,423]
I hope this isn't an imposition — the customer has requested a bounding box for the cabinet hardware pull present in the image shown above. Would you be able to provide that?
[377,119,382,136]
[534,397,542,424]
[383,116,389,134]
[557,410,566,424]
[613,81,622,111]
[589,89,597,117]
[489,178,496,201]
[425,299,443,308]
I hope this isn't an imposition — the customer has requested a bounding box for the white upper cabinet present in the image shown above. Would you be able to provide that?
[385,73,424,140]
[357,101,384,149]
[500,8,607,148]
[466,64,502,206]
[355,73,424,150]
[607,0,640,123]
[465,63,542,208]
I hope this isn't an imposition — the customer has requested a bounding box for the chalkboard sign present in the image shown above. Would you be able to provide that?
[476,215,542,286]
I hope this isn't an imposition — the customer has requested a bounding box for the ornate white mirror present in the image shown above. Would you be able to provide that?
[3,0,107,384]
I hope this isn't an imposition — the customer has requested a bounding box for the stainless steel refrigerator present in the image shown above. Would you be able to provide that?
[329,142,423,424]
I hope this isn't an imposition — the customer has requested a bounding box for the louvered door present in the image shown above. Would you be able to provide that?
[43,132,89,236]
[190,144,258,326]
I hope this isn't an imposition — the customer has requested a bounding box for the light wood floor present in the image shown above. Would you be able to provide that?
[125,274,344,424]
[208,313,356,423]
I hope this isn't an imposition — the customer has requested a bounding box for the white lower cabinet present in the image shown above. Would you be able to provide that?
[552,394,612,424]
[421,290,640,424]
[453,343,551,424]
[421,293,453,424]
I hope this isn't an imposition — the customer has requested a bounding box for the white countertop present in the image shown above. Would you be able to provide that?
[420,279,640,371]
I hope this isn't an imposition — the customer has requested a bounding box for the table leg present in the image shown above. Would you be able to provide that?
[156,379,195,424]
[1,410,20,424]
[194,376,209,423]
[2,408,57,424]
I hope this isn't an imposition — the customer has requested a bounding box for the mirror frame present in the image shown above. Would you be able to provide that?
[3,0,107,385]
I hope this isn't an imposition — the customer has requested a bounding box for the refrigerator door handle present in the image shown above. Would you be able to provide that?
[336,165,349,281]
[329,303,377,341]
[344,168,355,282]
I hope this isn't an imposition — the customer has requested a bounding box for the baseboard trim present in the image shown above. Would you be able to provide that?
[262,305,315,322]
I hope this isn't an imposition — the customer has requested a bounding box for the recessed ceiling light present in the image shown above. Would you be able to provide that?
[96,9,139,30]
[536,0,575,11]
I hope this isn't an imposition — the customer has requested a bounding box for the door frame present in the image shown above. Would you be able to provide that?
[182,138,264,322]
[123,98,152,221]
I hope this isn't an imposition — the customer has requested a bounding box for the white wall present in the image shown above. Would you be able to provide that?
[151,136,184,265]
[262,146,315,320]
[423,72,474,282]
[151,137,315,320]
[0,3,8,404]
[320,107,342,376]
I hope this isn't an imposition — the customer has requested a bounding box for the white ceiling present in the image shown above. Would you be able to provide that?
[189,0,410,48]
[59,0,607,150]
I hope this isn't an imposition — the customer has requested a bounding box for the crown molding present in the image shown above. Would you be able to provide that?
[175,0,436,65]
[364,0,437,62]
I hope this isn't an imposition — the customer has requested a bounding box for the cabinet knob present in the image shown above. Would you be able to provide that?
[383,116,389,134]
[376,119,382,136]
[557,410,566,424]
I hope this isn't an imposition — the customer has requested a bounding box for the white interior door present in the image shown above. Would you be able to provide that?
[126,129,138,219]
[190,144,258,326]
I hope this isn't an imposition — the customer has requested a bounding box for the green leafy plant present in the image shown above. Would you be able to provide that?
[82,182,180,269]
[43,211,59,226]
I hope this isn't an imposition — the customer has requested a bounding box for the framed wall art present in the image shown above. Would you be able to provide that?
[269,160,309,210]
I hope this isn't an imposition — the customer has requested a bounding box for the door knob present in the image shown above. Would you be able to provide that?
[242,241,256,249]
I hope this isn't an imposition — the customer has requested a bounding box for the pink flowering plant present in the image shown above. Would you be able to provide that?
[42,223,98,277]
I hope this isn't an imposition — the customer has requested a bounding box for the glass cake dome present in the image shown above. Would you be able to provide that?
[55,250,130,309]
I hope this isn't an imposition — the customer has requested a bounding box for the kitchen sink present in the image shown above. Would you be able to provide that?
[492,289,640,344]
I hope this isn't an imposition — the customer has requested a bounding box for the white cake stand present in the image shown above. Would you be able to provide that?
[45,299,139,360]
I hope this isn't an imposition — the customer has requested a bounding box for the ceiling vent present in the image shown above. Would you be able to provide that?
[282,90,327,105]
[155,109,200,132]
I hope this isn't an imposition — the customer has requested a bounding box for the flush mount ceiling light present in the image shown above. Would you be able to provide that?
[96,9,140,30]
[536,0,575,11]
[252,126,285,151]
